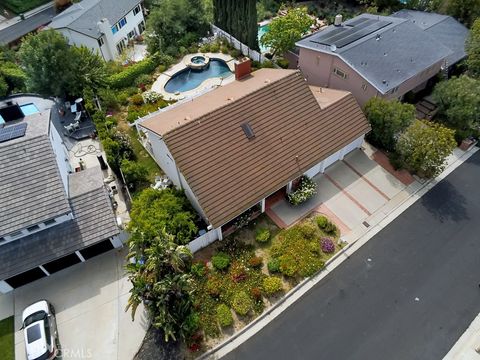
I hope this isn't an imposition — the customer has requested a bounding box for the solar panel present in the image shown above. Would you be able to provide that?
[346,17,371,27]
[309,18,392,48]
[0,123,27,143]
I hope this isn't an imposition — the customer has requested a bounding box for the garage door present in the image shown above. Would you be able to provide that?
[322,150,342,170]
[5,267,47,289]
[80,240,114,260]
[43,253,82,274]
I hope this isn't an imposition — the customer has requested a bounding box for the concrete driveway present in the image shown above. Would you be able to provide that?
[268,149,411,234]
[12,249,148,360]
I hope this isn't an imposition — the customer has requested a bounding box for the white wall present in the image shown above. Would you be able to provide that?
[111,4,145,46]
[49,122,71,193]
[142,128,209,222]
[187,228,219,253]
[304,135,365,178]
[58,28,102,57]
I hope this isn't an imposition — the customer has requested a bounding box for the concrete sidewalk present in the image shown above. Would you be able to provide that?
[444,313,480,359]
[200,144,479,359]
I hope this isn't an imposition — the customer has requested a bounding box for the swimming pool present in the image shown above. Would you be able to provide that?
[258,24,270,54]
[164,59,232,93]
[20,103,40,116]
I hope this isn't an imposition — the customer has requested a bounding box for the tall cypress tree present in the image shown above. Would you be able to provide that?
[213,0,258,50]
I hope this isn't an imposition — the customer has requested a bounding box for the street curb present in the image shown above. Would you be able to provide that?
[197,146,479,360]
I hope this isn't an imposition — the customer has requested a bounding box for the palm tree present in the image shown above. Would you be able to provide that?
[125,228,196,341]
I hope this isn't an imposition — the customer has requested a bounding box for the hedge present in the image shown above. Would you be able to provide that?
[107,58,158,89]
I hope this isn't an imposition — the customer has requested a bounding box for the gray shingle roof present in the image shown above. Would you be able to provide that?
[0,173,119,280]
[296,13,453,94]
[49,0,141,38]
[393,10,469,65]
[0,111,71,237]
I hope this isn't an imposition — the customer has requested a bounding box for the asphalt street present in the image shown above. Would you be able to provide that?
[223,151,480,360]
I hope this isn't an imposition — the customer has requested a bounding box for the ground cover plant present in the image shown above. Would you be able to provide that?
[0,316,14,360]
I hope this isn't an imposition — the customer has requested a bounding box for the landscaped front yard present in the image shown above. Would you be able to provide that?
[0,316,14,360]
[189,213,343,352]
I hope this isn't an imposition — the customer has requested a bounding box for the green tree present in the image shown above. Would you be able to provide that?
[466,18,480,78]
[396,119,456,178]
[128,188,198,245]
[145,0,208,55]
[0,46,26,95]
[432,75,480,131]
[121,158,149,191]
[18,30,73,97]
[213,0,258,50]
[68,46,107,96]
[445,0,480,27]
[364,97,416,151]
[126,229,197,342]
[260,7,315,56]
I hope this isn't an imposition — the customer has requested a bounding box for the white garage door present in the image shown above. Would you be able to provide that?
[322,149,342,170]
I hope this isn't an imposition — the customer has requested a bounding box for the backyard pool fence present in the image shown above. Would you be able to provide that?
[210,24,266,63]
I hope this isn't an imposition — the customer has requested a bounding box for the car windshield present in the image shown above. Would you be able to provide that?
[23,311,46,328]
[26,323,42,343]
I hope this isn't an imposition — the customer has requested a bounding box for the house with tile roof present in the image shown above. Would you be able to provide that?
[49,0,145,61]
[0,95,120,294]
[137,68,370,241]
[295,12,468,106]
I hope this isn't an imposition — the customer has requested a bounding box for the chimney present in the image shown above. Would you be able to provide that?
[334,14,343,26]
[234,57,252,80]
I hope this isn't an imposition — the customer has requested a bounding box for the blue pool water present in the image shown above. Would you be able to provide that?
[164,59,233,93]
[20,103,40,116]
[258,25,270,54]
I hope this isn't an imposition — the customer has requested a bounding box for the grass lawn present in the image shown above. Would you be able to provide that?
[3,0,51,14]
[0,316,14,360]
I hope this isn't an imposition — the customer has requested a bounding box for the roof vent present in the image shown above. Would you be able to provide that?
[334,14,343,26]
[383,52,387,56]
[330,44,337,52]
[376,34,381,41]
[264,79,270,84]
[184,116,191,121]
[227,97,234,101]
[240,123,255,140]
[382,80,387,84]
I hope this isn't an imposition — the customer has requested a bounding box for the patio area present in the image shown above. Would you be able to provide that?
[266,147,415,237]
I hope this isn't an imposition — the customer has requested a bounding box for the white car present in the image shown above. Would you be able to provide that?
[22,300,58,360]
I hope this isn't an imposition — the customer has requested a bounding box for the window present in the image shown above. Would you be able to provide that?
[98,37,105,47]
[333,67,347,79]
[10,231,22,239]
[119,17,127,28]
[361,83,368,91]
[138,20,146,34]
[133,5,141,15]
[390,86,399,94]
[127,30,136,39]
[27,225,40,233]
[116,40,126,54]
[44,219,56,226]
[111,24,119,34]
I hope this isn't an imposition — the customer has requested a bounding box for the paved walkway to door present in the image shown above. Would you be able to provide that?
[268,148,415,236]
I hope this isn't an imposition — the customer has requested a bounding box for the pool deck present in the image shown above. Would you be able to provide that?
[151,52,235,101]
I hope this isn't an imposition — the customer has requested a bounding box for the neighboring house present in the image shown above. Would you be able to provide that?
[49,0,145,61]
[137,68,370,241]
[295,12,468,106]
[0,95,120,294]
[392,10,470,72]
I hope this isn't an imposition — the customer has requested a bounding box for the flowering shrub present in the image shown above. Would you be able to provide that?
[262,276,283,295]
[255,228,270,243]
[267,258,280,273]
[250,287,262,301]
[232,291,253,316]
[191,262,207,278]
[216,304,233,327]
[142,90,162,104]
[287,176,317,205]
[248,256,263,268]
[212,252,231,270]
[321,237,335,254]
[316,215,338,236]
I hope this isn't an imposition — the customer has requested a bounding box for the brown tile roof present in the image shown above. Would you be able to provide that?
[143,69,370,228]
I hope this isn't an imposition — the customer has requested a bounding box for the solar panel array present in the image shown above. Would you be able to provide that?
[0,123,28,143]
[310,18,392,49]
